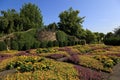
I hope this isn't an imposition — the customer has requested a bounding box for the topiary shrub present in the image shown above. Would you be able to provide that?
[40,41,48,48]
[56,30,67,42]
[11,40,19,50]
[59,41,64,47]
[32,41,40,49]
[47,41,53,47]
[53,41,59,47]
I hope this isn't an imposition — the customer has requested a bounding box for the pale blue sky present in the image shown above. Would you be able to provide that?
[0,0,120,33]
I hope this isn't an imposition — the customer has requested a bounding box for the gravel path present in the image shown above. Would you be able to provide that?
[108,63,120,80]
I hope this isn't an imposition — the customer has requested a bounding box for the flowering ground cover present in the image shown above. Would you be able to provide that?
[0,44,120,80]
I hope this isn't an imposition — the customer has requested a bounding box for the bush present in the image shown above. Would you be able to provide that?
[11,41,19,50]
[59,41,64,47]
[63,41,68,46]
[23,41,31,50]
[40,41,48,48]
[78,40,86,45]
[56,30,67,42]
[0,41,7,51]
[47,41,53,47]
[13,29,36,50]
[32,41,40,49]
[53,41,59,47]
[104,37,120,46]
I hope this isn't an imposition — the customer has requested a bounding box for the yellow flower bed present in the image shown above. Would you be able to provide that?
[0,56,79,80]
[0,50,18,55]
[78,55,104,71]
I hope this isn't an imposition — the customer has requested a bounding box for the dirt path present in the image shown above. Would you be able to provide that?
[108,63,120,80]
[0,69,16,78]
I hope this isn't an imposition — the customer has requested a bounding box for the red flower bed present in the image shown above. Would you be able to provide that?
[46,54,66,59]
[74,65,103,80]
[0,54,12,61]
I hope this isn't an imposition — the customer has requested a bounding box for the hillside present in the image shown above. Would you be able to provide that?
[0,44,120,79]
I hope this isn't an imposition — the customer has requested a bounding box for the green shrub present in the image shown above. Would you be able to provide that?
[47,41,53,47]
[36,48,41,54]
[56,30,67,42]
[59,41,64,47]
[32,41,40,49]
[22,41,31,50]
[104,37,120,46]
[0,41,7,51]
[53,41,59,47]
[11,40,19,50]
[78,40,86,45]
[63,41,68,46]
[40,41,48,48]
[13,29,36,50]
[103,59,114,68]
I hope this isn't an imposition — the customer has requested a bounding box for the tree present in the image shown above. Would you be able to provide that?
[47,22,58,31]
[85,29,96,44]
[20,3,43,30]
[105,32,114,39]
[58,7,84,36]
[0,9,22,34]
[114,26,120,37]
[94,32,105,43]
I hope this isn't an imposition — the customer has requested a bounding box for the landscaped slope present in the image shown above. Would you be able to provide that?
[0,44,120,80]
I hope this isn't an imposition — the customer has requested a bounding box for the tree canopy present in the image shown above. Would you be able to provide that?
[20,3,43,30]
[0,3,43,34]
[58,7,85,36]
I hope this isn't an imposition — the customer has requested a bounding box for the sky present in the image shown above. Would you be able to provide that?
[0,0,120,33]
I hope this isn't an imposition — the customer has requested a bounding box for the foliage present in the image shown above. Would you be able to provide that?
[12,29,37,50]
[74,65,103,80]
[58,7,84,37]
[56,30,67,42]
[40,41,48,48]
[85,29,96,43]
[46,22,58,31]
[79,55,104,71]
[47,41,53,47]
[0,3,43,35]
[94,32,105,43]
[32,41,40,49]
[0,56,79,80]
[11,40,19,50]
[0,9,22,34]
[94,55,116,68]
[104,37,120,46]
[0,41,7,51]
[36,48,51,54]
[114,26,120,37]
[20,3,43,30]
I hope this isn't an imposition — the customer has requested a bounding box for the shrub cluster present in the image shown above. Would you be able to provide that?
[0,41,7,51]
[104,37,120,46]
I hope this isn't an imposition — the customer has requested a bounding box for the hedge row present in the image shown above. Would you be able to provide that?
[0,40,86,51]
[104,37,120,46]
[0,41,7,51]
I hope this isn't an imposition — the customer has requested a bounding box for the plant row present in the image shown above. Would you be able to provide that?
[0,40,85,51]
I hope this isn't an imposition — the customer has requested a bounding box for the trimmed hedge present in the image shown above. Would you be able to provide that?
[0,41,7,51]
[56,30,67,42]
[104,37,120,46]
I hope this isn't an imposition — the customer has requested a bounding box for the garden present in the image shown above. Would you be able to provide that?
[0,44,120,80]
